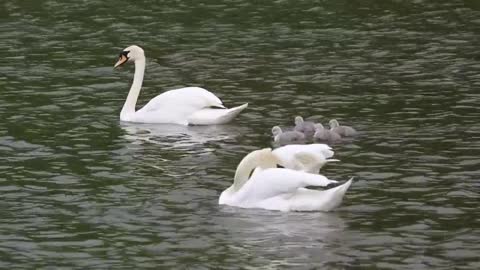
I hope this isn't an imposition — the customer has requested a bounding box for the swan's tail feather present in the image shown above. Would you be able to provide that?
[320,177,353,211]
[220,103,248,123]
[334,177,353,195]
[188,103,248,125]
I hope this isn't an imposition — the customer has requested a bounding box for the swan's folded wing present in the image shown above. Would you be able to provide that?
[139,87,224,113]
[235,168,337,203]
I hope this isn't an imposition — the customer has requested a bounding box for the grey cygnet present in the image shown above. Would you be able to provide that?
[272,126,306,145]
[314,123,342,142]
[294,116,316,139]
[329,119,357,137]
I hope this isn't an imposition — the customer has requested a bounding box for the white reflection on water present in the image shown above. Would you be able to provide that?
[216,207,345,241]
[214,208,348,267]
[120,122,250,148]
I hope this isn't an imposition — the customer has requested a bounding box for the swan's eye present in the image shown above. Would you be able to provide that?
[114,50,130,68]
[119,50,130,58]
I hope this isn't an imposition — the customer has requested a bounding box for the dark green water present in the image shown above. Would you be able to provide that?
[1,0,479,269]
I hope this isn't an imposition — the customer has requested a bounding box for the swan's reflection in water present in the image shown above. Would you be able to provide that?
[120,122,250,149]
[217,207,345,242]
[214,208,347,266]
[118,123,254,177]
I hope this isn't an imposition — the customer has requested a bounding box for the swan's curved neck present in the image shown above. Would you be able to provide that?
[121,58,146,120]
[233,151,277,191]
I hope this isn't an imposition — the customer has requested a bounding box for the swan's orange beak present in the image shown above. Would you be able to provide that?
[114,54,128,68]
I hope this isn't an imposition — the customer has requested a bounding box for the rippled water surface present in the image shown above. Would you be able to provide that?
[1,0,480,268]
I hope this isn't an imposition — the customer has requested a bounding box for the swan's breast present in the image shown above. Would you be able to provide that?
[218,186,235,205]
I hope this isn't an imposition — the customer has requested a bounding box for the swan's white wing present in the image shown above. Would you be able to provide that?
[257,178,353,212]
[272,144,335,173]
[188,103,248,125]
[139,87,224,112]
[234,168,337,204]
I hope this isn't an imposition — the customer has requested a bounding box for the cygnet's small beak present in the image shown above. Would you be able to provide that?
[114,51,129,68]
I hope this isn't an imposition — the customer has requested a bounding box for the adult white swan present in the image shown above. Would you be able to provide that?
[219,148,353,212]
[114,45,248,125]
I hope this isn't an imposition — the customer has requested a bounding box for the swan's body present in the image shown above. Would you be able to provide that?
[294,116,316,139]
[314,123,342,142]
[329,119,357,137]
[271,126,305,145]
[114,45,248,125]
[219,148,352,212]
[272,144,339,173]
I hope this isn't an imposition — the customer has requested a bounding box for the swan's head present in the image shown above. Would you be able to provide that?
[329,119,340,128]
[271,126,283,136]
[294,116,304,126]
[314,123,324,131]
[114,45,145,68]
